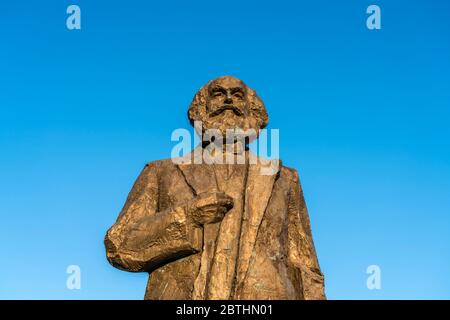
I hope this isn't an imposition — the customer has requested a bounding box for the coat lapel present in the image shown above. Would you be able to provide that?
[176,146,220,299]
[235,156,280,290]
[176,146,218,195]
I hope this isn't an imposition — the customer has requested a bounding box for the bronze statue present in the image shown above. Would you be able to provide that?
[104,76,325,300]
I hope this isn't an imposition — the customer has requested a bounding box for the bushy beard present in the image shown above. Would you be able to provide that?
[200,110,260,144]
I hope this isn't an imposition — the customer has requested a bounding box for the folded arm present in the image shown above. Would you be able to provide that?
[104,163,202,273]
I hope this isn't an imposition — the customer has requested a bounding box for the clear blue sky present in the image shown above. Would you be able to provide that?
[1,0,449,299]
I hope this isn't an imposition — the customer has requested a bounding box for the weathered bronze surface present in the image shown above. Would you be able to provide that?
[104,76,325,300]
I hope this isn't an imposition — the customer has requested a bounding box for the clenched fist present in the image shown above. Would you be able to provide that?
[187,192,234,226]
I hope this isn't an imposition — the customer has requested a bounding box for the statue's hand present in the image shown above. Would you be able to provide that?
[187,192,234,226]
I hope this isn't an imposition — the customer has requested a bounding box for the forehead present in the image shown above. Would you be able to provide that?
[209,77,245,90]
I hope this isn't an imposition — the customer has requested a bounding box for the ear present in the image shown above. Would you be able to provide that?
[247,87,269,129]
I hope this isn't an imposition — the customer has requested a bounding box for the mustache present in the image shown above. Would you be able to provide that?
[209,104,244,117]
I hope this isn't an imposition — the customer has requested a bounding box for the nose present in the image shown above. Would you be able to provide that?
[224,91,233,104]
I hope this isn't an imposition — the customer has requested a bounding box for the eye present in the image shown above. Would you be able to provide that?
[213,91,223,97]
[234,92,243,99]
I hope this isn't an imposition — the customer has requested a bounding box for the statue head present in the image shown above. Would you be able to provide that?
[188,76,268,142]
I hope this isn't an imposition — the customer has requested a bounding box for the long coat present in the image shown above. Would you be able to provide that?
[104,150,325,300]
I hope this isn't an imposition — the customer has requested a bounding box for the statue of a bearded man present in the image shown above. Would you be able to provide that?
[104,76,325,300]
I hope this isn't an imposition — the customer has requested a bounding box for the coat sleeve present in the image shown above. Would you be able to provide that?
[287,169,326,300]
[104,162,203,273]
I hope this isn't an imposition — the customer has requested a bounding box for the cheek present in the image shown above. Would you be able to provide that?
[236,100,247,108]
[207,100,219,111]
[210,98,223,106]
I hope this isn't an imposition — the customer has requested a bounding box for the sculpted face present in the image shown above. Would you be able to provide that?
[206,77,249,118]
[188,76,268,141]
